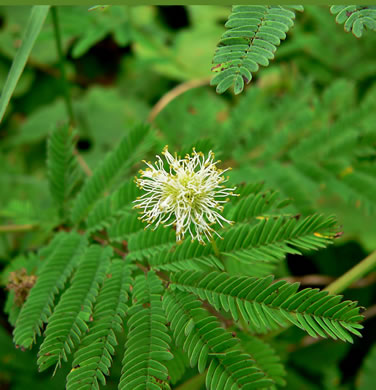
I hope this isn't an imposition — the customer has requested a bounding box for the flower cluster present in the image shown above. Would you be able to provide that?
[134,146,237,244]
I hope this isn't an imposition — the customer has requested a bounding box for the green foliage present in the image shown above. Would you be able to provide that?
[357,343,376,389]
[70,123,149,224]
[211,5,303,94]
[86,178,141,233]
[107,212,144,242]
[156,79,376,249]
[163,290,273,390]
[238,335,286,387]
[120,271,172,390]
[164,346,189,385]
[4,119,364,388]
[66,259,131,390]
[170,271,363,341]
[218,214,337,277]
[47,124,81,218]
[330,5,376,38]
[127,226,176,262]
[37,244,112,372]
[13,232,86,348]
[1,5,375,390]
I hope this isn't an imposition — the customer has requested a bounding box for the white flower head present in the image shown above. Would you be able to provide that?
[133,146,238,244]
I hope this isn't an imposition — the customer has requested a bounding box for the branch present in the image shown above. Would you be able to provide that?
[324,250,376,295]
[148,77,210,123]
[281,272,376,289]
[74,149,92,176]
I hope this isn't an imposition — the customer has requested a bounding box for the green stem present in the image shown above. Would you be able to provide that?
[51,6,75,125]
[324,250,376,295]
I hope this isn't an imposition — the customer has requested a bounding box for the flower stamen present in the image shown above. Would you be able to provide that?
[133,147,238,244]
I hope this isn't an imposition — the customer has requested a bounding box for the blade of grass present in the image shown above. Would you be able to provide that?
[0,5,50,123]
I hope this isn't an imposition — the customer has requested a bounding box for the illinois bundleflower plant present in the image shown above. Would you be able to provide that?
[134,147,238,244]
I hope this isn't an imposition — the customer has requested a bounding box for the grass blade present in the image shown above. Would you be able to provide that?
[0,5,50,123]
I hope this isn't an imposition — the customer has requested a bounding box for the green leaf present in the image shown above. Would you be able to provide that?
[70,123,149,224]
[0,6,50,123]
[211,5,302,94]
[13,232,87,349]
[330,6,376,38]
[47,124,81,219]
[66,259,132,390]
[119,271,172,390]
[163,290,273,389]
[170,271,364,341]
[37,244,112,372]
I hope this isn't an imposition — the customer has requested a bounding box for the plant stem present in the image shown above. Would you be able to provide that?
[0,224,38,233]
[324,250,376,295]
[51,6,75,125]
[148,77,210,123]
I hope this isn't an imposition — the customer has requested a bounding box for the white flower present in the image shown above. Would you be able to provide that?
[133,146,238,244]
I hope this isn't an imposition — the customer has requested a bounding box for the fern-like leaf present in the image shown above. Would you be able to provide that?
[226,189,282,223]
[107,212,144,242]
[170,271,364,341]
[149,238,223,272]
[152,214,337,277]
[164,343,190,385]
[211,5,303,94]
[219,214,337,277]
[127,226,176,262]
[13,232,86,348]
[86,178,141,233]
[37,245,112,372]
[163,290,273,389]
[206,351,272,390]
[71,123,149,224]
[330,5,376,37]
[238,334,286,387]
[47,124,81,218]
[66,259,132,390]
[119,271,173,390]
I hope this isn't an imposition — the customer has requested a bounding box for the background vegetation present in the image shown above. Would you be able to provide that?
[0,5,376,390]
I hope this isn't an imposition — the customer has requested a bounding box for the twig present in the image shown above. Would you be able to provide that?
[0,224,38,233]
[148,77,211,123]
[324,250,376,295]
[74,149,93,176]
[363,304,376,320]
[281,272,376,289]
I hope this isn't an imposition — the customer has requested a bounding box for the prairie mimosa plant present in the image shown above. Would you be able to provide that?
[3,124,365,390]
[1,4,376,390]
